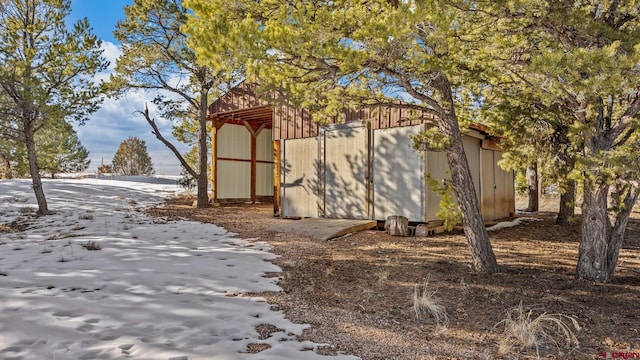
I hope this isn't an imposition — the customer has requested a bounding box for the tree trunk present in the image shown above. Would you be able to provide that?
[433,125,496,274]
[556,180,576,225]
[572,179,640,282]
[445,133,498,272]
[526,162,538,212]
[24,119,49,214]
[196,88,209,208]
[432,73,498,273]
[385,215,409,236]
[605,183,639,280]
[576,181,610,281]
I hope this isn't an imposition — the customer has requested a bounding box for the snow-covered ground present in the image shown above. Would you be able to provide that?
[0,178,357,360]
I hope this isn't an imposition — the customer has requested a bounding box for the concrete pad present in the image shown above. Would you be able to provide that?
[268,218,378,241]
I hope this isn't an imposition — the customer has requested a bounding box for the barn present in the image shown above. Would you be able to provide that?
[207,82,515,222]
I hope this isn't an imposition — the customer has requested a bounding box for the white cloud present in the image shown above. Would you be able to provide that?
[75,91,192,175]
[101,41,121,71]
[74,41,192,175]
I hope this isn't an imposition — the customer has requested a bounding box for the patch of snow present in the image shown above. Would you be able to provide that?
[486,217,542,232]
[0,178,359,360]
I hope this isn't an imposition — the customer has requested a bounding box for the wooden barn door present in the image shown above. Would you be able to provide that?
[321,123,370,219]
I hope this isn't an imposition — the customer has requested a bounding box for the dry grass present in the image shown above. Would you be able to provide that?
[81,240,102,251]
[147,198,640,359]
[412,278,449,328]
[496,302,581,357]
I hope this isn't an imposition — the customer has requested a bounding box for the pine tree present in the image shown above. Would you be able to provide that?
[475,1,640,282]
[185,0,499,272]
[0,0,108,214]
[112,137,154,176]
[36,120,90,178]
[108,0,239,208]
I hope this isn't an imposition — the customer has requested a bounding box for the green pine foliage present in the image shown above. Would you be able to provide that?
[0,0,108,213]
[475,1,640,282]
[185,0,500,273]
[108,0,241,207]
[9,119,90,178]
[111,137,154,176]
[37,121,90,178]
[426,175,462,232]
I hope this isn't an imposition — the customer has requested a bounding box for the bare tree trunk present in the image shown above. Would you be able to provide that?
[556,179,576,225]
[445,128,498,272]
[605,183,639,280]
[526,162,538,212]
[576,181,610,281]
[432,73,498,273]
[197,89,209,208]
[24,119,49,214]
[575,180,639,282]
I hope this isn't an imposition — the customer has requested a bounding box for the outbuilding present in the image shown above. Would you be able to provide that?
[208,82,515,222]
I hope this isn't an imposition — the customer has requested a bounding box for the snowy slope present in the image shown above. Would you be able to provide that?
[0,178,358,360]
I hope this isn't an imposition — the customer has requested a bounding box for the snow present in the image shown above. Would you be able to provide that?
[486,217,542,232]
[0,178,358,360]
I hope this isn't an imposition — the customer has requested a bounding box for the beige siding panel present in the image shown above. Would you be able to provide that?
[217,160,251,199]
[425,151,451,222]
[281,137,319,218]
[217,124,251,160]
[462,135,482,202]
[257,163,274,196]
[493,151,515,219]
[256,129,273,162]
[322,124,368,219]
[481,149,515,221]
[481,149,495,220]
[372,125,425,221]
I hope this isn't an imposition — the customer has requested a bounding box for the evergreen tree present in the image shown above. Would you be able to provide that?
[108,0,239,208]
[6,117,90,178]
[185,0,499,272]
[97,163,113,175]
[112,137,154,176]
[0,0,108,214]
[36,119,90,178]
[476,1,640,282]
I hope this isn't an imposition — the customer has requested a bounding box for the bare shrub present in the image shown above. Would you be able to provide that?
[81,240,102,251]
[412,278,448,328]
[496,302,581,357]
[19,206,35,214]
[78,213,94,220]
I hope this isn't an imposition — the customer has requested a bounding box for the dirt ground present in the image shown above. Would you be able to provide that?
[147,195,640,360]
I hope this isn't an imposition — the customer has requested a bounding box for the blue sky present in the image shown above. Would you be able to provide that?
[69,0,189,175]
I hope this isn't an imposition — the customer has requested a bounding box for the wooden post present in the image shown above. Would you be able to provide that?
[273,140,281,216]
[251,132,257,203]
[242,121,259,203]
[211,121,218,201]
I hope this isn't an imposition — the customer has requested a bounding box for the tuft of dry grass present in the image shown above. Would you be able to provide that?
[496,302,581,357]
[412,278,448,328]
[81,240,102,251]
